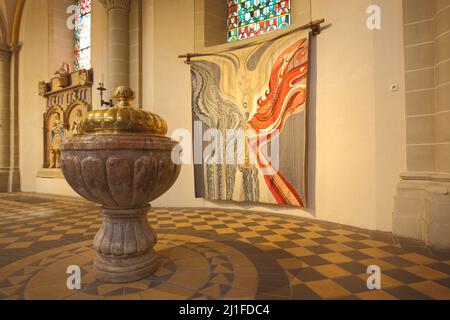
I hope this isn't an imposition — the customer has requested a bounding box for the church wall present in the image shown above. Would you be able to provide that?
[17,0,406,232]
[18,0,49,193]
[19,0,107,196]
[373,1,407,231]
[147,0,406,232]
[48,0,75,73]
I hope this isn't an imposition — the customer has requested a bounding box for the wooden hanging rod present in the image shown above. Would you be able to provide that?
[179,18,325,64]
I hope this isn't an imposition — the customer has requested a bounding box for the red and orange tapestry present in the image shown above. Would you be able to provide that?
[191,30,309,207]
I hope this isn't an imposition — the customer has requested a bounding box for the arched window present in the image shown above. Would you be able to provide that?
[227,0,291,43]
[74,0,92,70]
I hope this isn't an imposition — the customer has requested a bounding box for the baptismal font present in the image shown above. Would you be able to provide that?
[60,86,181,283]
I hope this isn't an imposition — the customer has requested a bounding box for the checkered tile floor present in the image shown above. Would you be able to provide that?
[0,193,449,300]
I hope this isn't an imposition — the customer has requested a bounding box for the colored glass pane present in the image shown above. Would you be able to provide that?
[227,0,291,42]
[74,0,91,70]
[80,0,91,15]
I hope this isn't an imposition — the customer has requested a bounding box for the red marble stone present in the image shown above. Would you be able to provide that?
[61,133,181,283]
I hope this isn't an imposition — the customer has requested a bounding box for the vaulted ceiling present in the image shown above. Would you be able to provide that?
[0,0,24,46]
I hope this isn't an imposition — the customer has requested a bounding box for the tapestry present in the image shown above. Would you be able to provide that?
[191,30,309,207]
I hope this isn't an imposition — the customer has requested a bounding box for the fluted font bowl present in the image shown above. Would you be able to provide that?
[60,133,181,283]
[61,134,181,209]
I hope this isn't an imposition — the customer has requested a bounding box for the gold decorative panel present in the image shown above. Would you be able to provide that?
[38,67,93,170]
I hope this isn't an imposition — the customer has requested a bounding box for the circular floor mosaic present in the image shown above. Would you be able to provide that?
[0,232,290,300]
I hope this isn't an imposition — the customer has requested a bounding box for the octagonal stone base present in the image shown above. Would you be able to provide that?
[93,206,159,283]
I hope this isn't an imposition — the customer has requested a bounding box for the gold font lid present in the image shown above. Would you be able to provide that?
[80,86,168,135]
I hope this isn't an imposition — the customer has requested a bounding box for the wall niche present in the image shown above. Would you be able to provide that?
[194,0,312,51]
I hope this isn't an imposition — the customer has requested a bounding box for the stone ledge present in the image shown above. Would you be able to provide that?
[394,178,450,249]
[36,168,65,179]
[400,171,450,183]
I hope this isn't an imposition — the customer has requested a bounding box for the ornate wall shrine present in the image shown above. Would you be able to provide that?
[37,64,93,178]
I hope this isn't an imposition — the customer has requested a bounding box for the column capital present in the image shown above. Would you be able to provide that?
[9,42,23,55]
[0,47,11,62]
[100,0,131,11]
[0,43,23,61]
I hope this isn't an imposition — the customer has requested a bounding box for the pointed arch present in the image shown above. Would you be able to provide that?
[11,0,25,44]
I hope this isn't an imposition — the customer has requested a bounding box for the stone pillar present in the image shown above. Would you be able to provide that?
[394,0,450,249]
[0,48,11,192]
[100,0,131,95]
[434,0,450,178]
[10,44,21,193]
[0,44,20,193]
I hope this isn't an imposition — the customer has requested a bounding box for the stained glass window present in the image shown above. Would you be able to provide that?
[227,0,291,42]
[74,0,91,70]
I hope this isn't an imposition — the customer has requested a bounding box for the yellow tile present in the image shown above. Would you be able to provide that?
[25,231,48,237]
[259,221,277,226]
[96,284,125,296]
[38,235,62,241]
[277,258,304,270]
[14,228,34,233]
[64,219,80,223]
[0,238,20,244]
[215,228,235,235]
[272,228,295,235]
[5,242,33,249]
[328,235,353,243]
[304,225,325,232]
[66,229,87,235]
[301,232,322,239]
[406,265,447,280]
[306,280,351,299]
[333,229,354,236]
[314,264,351,279]
[359,258,397,271]
[293,239,319,247]
[360,240,387,248]
[175,223,191,228]
[324,243,354,253]
[401,253,436,265]
[263,234,289,242]
[224,288,256,300]
[194,225,214,231]
[209,220,226,226]
[357,290,397,300]
[254,242,279,251]
[236,237,251,244]
[321,252,353,264]
[286,247,315,257]
[357,273,402,289]
[380,274,403,289]
[229,223,246,228]
[359,248,392,258]
[239,231,261,238]
[74,221,92,226]
[279,223,298,229]
[248,225,269,231]
[41,223,59,228]
[67,293,105,300]
[52,226,72,231]
[410,281,450,300]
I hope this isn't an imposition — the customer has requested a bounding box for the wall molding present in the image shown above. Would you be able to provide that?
[99,0,131,11]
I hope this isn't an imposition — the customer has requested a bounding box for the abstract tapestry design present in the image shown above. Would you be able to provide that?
[191,31,309,207]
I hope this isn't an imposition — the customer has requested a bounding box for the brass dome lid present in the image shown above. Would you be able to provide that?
[80,86,168,135]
